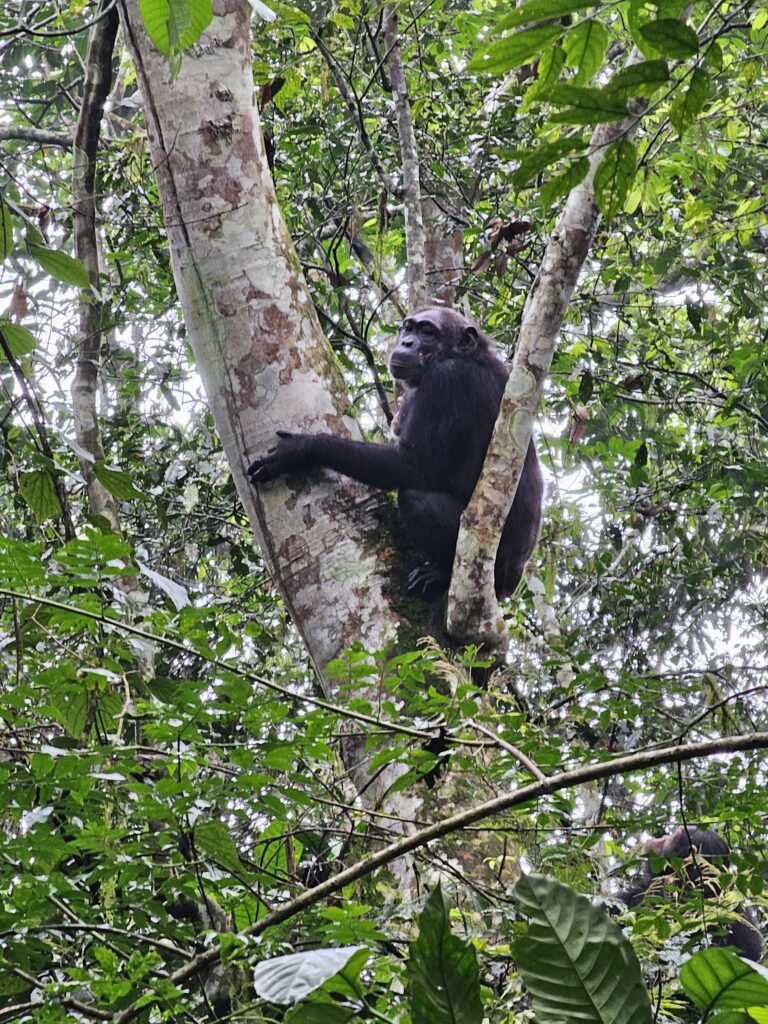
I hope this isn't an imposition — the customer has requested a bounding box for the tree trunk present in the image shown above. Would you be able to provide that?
[118,0,424,810]
[447,86,648,643]
[71,0,123,532]
[383,5,427,308]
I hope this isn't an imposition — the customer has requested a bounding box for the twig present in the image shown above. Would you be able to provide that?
[469,719,545,781]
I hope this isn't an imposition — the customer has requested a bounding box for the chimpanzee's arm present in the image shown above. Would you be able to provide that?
[248,431,416,491]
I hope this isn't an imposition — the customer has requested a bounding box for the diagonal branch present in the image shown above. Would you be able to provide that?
[447,67,647,643]
[111,728,768,1022]
[0,126,72,147]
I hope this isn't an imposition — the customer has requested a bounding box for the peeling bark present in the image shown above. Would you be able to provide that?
[118,0,417,811]
[71,0,122,532]
[447,96,647,644]
[382,5,427,309]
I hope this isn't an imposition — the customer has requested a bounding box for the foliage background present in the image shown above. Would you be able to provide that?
[0,0,766,1018]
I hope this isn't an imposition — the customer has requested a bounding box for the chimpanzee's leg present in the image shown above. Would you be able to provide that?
[398,489,464,599]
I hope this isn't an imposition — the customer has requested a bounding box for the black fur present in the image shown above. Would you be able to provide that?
[620,826,763,962]
[248,307,543,600]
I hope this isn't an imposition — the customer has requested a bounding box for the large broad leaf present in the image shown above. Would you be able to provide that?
[19,471,61,523]
[494,0,597,33]
[607,59,669,97]
[93,461,143,500]
[138,0,213,56]
[594,139,637,219]
[522,45,567,110]
[680,948,768,1012]
[513,874,653,1024]
[252,947,366,1006]
[669,67,712,136]
[408,884,483,1024]
[284,1001,357,1023]
[511,138,589,190]
[138,562,190,609]
[469,24,564,75]
[540,157,590,210]
[27,242,89,288]
[546,84,629,124]
[194,820,242,875]
[640,19,699,58]
[0,322,36,357]
[563,19,609,86]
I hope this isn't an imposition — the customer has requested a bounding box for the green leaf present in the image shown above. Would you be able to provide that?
[194,820,243,874]
[594,139,637,219]
[93,461,143,500]
[43,678,91,738]
[640,19,699,59]
[540,157,590,210]
[252,947,367,1006]
[27,242,90,288]
[680,948,768,1012]
[268,2,309,25]
[513,874,653,1024]
[607,59,670,96]
[0,194,12,260]
[30,752,55,778]
[511,138,588,190]
[0,322,36,357]
[705,40,724,70]
[522,45,567,110]
[494,0,596,33]
[19,471,61,523]
[469,24,565,75]
[657,0,688,15]
[563,19,609,86]
[669,67,712,136]
[408,884,483,1024]
[138,0,213,56]
[284,1002,356,1024]
[546,84,629,123]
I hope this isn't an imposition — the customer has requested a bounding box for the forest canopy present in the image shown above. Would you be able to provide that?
[0,0,766,1019]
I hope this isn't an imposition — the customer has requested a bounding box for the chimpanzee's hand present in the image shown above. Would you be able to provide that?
[407,562,450,602]
[247,431,309,484]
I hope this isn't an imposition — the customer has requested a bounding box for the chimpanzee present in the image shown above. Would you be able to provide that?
[619,826,763,961]
[248,307,543,599]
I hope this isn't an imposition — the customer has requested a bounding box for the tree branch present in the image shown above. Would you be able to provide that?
[0,126,72,147]
[71,0,121,531]
[111,729,768,1022]
[311,28,395,196]
[447,60,647,643]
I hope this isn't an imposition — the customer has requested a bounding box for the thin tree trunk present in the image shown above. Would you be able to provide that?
[423,197,463,307]
[71,0,122,532]
[382,5,427,309]
[447,92,647,643]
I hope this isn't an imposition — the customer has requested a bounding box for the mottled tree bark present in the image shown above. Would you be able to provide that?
[447,99,647,643]
[118,0,419,811]
[423,197,463,308]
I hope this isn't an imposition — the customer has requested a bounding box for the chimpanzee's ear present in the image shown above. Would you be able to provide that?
[461,325,478,349]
